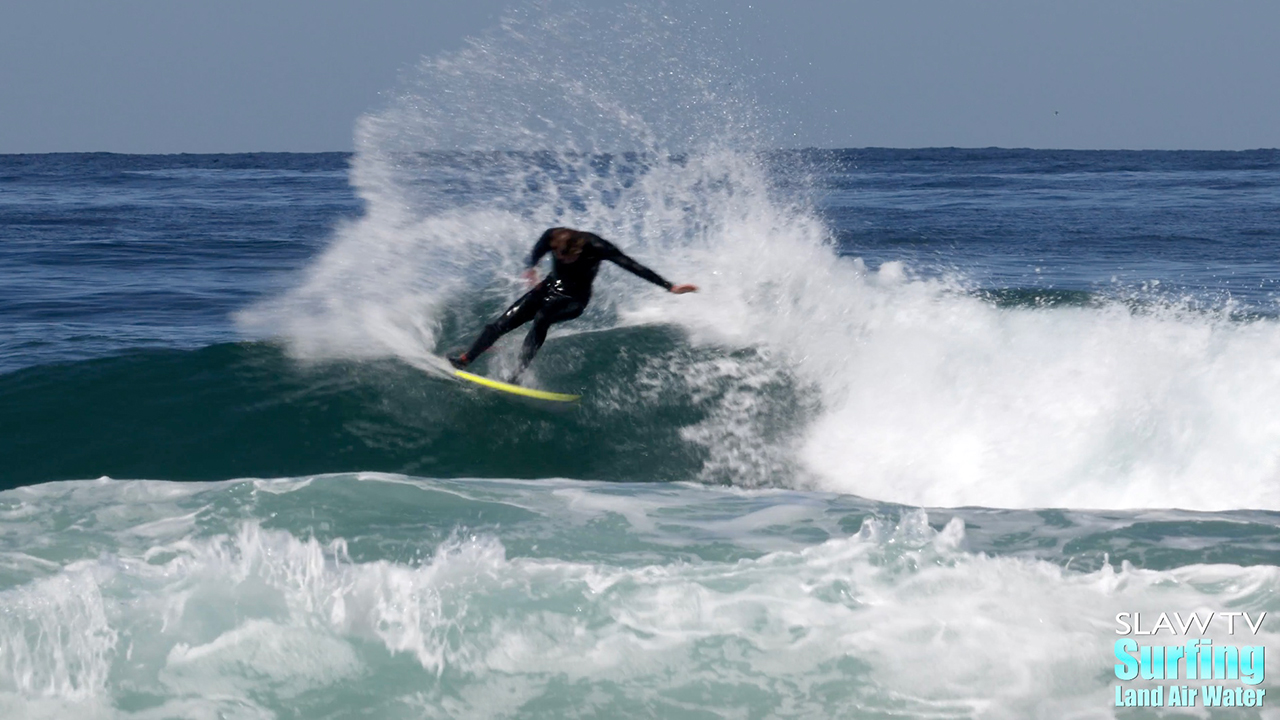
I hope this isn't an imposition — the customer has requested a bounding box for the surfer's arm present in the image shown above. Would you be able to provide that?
[596,238,675,291]
[527,229,555,268]
[523,230,556,286]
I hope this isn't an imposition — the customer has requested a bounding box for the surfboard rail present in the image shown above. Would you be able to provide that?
[452,369,580,403]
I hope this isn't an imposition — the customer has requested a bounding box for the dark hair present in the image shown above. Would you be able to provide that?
[544,227,585,249]
[536,227,566,246]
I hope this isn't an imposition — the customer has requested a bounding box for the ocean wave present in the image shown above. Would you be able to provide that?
[3,475,1278,719]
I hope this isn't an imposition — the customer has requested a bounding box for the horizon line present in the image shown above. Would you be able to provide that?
[3,146,1279,157]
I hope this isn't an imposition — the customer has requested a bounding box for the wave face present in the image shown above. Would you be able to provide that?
[223,4,1280,511]
[0,333,795,486]
[9,302,1280,513]
[3,475,1279,718]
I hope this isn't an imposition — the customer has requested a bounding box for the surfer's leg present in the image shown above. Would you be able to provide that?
[456,286,546,365]
[514,295,585,379]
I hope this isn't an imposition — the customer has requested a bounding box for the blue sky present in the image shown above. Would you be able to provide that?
[2,1,1276,152]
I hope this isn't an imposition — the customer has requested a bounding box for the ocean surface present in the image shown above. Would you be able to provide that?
[4,7,1280,720]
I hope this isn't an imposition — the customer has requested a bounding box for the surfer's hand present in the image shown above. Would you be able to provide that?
[522,268,539,287]
[670,283,698,294]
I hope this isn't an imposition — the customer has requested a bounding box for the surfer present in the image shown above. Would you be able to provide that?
[449,227,697,379]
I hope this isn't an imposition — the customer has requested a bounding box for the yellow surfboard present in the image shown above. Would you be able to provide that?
[452,369,580,403]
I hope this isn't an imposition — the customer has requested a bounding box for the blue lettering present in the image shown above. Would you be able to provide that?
[1115,639,1139,680]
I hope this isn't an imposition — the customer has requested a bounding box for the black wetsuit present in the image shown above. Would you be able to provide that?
[461,230,673,374]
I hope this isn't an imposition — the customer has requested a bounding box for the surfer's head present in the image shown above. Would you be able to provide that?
[547,227,587,263]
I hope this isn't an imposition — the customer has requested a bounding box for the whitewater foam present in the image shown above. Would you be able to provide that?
[4,478,1278,719]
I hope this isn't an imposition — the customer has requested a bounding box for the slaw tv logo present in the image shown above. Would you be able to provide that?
[1114,611,1266,709]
